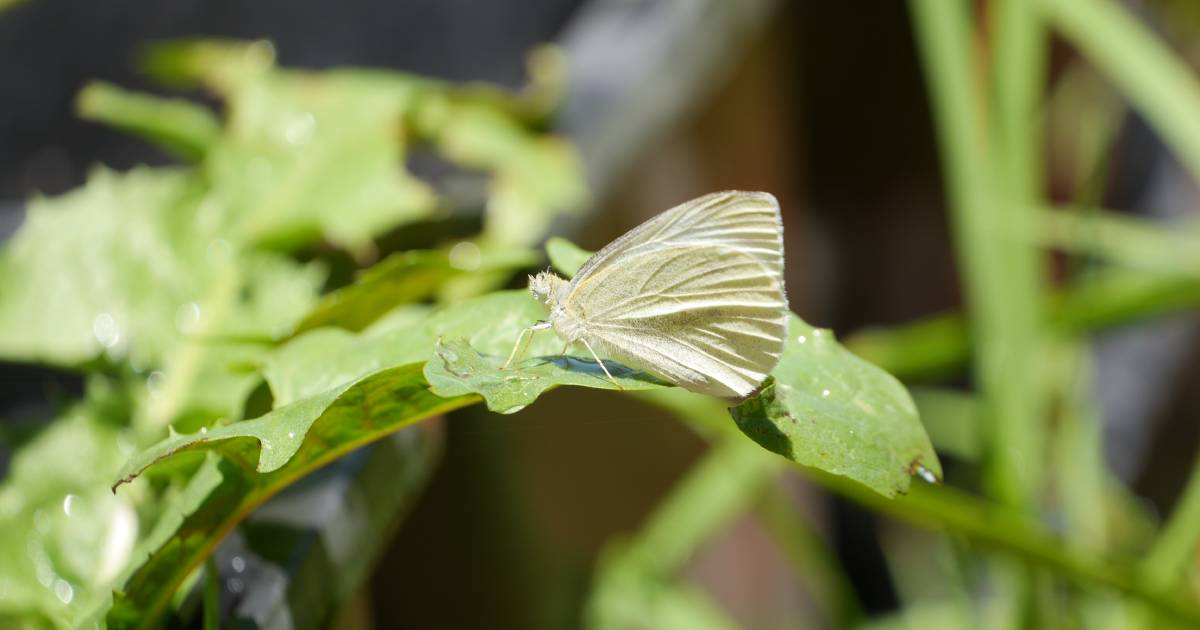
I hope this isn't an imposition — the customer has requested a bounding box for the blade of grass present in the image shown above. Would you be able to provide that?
[822,471,1200,627]
[846,268,1200,381]
[1040,209,1200,277]
[911,0,1046,508]
[1042,0,1200,183]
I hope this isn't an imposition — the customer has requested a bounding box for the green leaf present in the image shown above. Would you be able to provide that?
[545,236,592,277]
[108,364,463,627]
[267,290,552,409]
[425,339,667,414]
[0,167,324,433]
[206,70,435,252]
[731,316,941,497]
[0,167,202,366]
[77,82,222,162]
[418,97,587,249]
[292,247,537,335]
[105,290,571,626]
[0,405,138,628]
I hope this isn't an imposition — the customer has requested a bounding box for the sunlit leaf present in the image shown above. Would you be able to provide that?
[732,317,941,497]
[108,364,462,627]
[0,405,138,628]
[205,68,436,252]
[545,236,591,277]
[425,339,667,414]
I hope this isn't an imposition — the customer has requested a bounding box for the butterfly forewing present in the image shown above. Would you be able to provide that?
[562,191,788,397]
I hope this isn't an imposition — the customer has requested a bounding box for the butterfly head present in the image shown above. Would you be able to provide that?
[528,270,567,306]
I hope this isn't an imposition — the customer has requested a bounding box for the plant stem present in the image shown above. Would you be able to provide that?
[846,269,1200,381]
[814,469,1200,627]
[911,0,1046,510]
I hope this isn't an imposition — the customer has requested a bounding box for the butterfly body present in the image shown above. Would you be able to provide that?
[521,191,789,399]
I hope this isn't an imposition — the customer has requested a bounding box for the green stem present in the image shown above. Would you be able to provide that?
[847,268,1200,381]
[1040,210,1200,277]
[203,557,219,630]
[815,470,1200,627]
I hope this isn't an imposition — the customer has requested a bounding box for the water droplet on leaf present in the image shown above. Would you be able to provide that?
[54,579,73,604]
[284,112,316,145]
[175,302,202,334]
[147,371,166,399]
[92,313,120,348]
[448,241,482,271]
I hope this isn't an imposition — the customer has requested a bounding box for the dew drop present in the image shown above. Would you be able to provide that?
[796,335,807,344]
[54,579,74,604]
[448,241,482,271]
[262,442,273,451]
[915,465,939,484]
[62,494,77,517]
[284,112,316,145]
[200,427,208,434]
[812,329,823,338]
[231,556,245,573]
[147,371,166,399]
[92,313,120,348]
[175,302,202,334]
[287,431,295,439]
[35,559,54,588]
[821,388,831,398]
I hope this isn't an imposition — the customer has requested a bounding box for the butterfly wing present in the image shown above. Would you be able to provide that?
[564,191,787,397]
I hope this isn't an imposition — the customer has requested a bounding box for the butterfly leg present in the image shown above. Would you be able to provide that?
[580,338,623,390]
[502,321,552,369]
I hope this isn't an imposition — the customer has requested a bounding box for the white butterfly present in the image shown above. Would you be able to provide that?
[504,190,789,398]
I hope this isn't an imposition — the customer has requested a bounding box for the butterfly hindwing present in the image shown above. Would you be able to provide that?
[561,191,787,397]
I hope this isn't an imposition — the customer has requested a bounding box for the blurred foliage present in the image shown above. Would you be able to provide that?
[0,34,938,629]
[0,38,587,628]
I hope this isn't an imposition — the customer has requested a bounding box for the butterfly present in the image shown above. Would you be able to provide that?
[503,190,789,399]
